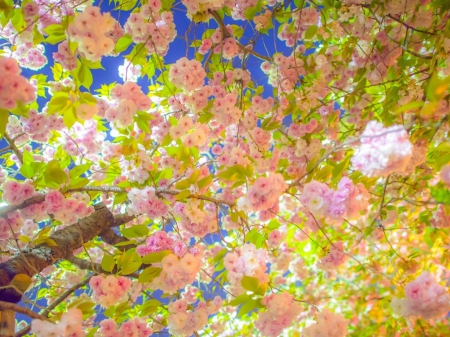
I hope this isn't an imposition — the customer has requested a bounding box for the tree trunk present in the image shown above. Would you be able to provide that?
[0,310,14,337]
[0,204,122,303]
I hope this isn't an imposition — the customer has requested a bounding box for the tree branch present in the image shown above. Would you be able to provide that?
[0,204,117,303]
[0,194,46,219]
[386,14,437,36]
[3,133,23,164]
[15,276,93,337]
[0,301,47,320]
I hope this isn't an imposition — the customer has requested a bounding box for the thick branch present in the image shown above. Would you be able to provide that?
[0,204,117,303]
[0,301,47,320]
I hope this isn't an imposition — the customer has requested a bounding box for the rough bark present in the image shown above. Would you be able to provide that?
[0,310,14,337]
[0,204,123,303]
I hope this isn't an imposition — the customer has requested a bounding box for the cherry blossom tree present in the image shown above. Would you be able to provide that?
[0,0,450,336]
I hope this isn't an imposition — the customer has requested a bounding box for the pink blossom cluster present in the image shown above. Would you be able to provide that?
[230,0,257,20]
[299,177,369,220]
[237,173,287,212]
[45,190,94,225]
[2,180,35,205]
[169,57,206,91]
[211,92,242,126]
[96,317,152,337]
[0,56,36,109]
[167,298,209,337]
[127,187,168,219]
[391,272,450,319]
[261,54,301,92]
[173,201,219,238]
[431,204,450,228]
[303,308,348,337]
[136,230,187,257]
[255,292,302,337]
[151,253,201,294]
[117,148,153,184]
[67,6,117,62]
[287,119,319,138]
[105,82,151,128]
[61,120,104,157]
[168,85,213,113]
[293,137,321,160]
[250,95,274,114]
[31,308,84,337]
[89,275,132,307]
[53,40,78,71]
[351,121,413,177]
[213,37,239,59]
[401,140,428,174]
[224,243,268,294]
[318,242,347,271]
[441,163,450,187]
[198,38,213,54]
[124,4,176,57]
[209,69,251,88]
[0,211,24,241]
[254,10,272,31]
[181,0,226,18]
[21,109,65,142]
[289,8,318,45]
[9,43,48,70]
[169,116,209,147]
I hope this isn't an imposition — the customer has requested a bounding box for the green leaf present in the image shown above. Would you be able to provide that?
[237,298,264,318]
[44,24,66,44]
[227,293,251,306]
[141,250,172,264]
[63,107,77,129]
[121,225,149,239]
[69,163,91,178]
[101,254,115,273]
[47,93,70,115]
[332,156,350,183]
[139,299,162,317]
[114,192,128,206]
[304,25,318,39]
[0,108,9,136]
[138,267,162,283]
[78,63,93,89]
[121,261,141,275]
[44,160,67,187]
[198,112,214,124]
[241,275,259,292]
[267,220,280,230]
[68,177,89,189]
[430,187,450,204]
[20,164,34,179]
[175,189,191,201]
[175,179,191,190]
[115,34,133,53]
[197,175,212,189]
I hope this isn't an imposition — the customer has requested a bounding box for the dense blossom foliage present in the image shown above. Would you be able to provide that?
[0,0,449,336]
